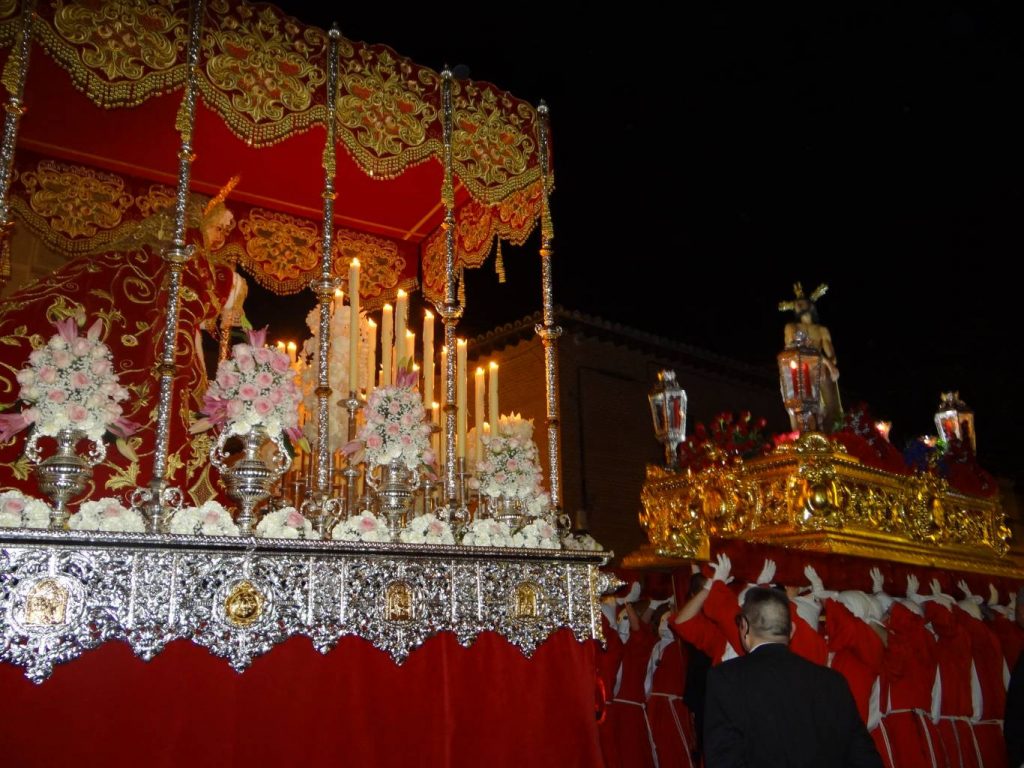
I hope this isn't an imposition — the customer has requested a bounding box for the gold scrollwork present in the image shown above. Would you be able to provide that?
[640,432,1011,573]
[238,208,319,283]
[334,228,403,302]
[336,48,436,159]
[385,580,414,622]
[24,578,70,627]
[224,579,264,627]
[201,3,327,126]
[20,160,134,239]
[452,82,534,194]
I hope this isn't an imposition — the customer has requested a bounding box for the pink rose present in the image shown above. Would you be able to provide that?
[102,504,122,518]
[204,509,222,524]
[254,398,273,416]
[52,349,72,369]
[366,434,383,450]
[388,400,401,415]
[3,498,25,514]
[286,509,305,528]
[386,423,401,436]
[71,371,90,389]
[38,366,57,385]
[90,359,112,376]
[254,348,271,365]
[226,399,244,418]
[270,353,291,374]
[217,370,239,390]
[47,389,66,403]
[255,371,274,389]
[400,434,412,446]
[71,338,91,356]
[506,459,519,471]
[68,404,89,422]
[359,516,377,532]
[428,520,445,537]
[238,383,258,401]
[269,388,283,405]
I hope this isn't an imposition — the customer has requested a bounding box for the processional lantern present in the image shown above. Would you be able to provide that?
[648,370,687,470]
[777,329,824,433]
[935,391,975,452]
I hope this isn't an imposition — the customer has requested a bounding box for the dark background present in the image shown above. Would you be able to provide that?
[253,4,1024,484]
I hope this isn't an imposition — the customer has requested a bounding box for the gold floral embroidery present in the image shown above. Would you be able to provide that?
[336,47,437,166]
[238,207,319,284]
[39,0,188,106]
[199,1,327,139]
[0,0,18,21]
[20,160,134,239]
[452,81,536,197]
[334,228,403,303]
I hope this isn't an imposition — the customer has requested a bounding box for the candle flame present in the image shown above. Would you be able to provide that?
[368,318,376,327]
[397,288,407,298]
[476,366,484,375]
[489,361,498,370]
[789,360,798,369]
[334,288,342,298]
[425,309,434,319]
[287,342,297,352]
[351,258,360,268]
[383,303,393,311]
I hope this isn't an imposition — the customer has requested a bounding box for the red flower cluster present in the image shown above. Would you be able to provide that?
[677,411,772,472]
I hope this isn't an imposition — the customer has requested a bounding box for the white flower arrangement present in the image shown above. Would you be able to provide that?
[69,497,146,533]
[561,532,603,551]
[331,510,391,542]
[398,513,454,545]
[460,518,516,548]
[348,369,433,471]
[0,490,51,529]
[167,500,240,536]
[300,306,372,453]
[195,328,302,440]
[255,507,315,539]
[513,518,561,550]
[0,318,134,444]
[475,413,546,502]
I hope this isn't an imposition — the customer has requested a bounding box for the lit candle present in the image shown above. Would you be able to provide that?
[488,361,499,429]
[366,318,377,396]
[802,362,812,395]
[277,341,286,354]
[423,310,434,410]
[394,289,408,376]
[380,303,393,387]
[348,259,360,393]
[405,330,416,372]
[789,360,799,395]
[287,341,297,365]
[474,366,485,464]
[456,339,467,459]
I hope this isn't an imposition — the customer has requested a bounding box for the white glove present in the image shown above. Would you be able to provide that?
[925,578,955,610]
[930,578,944,597]
[617,581,642,605]
[906,574,921,601]
[804,565,834,599]
[957,579,983,604]
[755,558,776,586]
[870,567,885,595]
[690,563,701,575]
[988,584,1000,606]
[1010,592,1017,613]
[707,553,734,586]
[648,597,674,611]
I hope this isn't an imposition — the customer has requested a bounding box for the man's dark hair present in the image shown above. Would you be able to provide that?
[741,586,792,641]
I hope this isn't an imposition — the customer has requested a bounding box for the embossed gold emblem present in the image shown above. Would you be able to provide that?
[24,578,70,627]
[513,582,541,620]
[385,581,414,622]
[224,580,264,628]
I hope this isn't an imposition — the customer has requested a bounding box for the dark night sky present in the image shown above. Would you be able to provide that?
[255,4,1024,484]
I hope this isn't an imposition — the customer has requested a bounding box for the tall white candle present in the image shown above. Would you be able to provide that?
[348,259,360,393]
[488,361,499,430]
[394,289,408,377]
[423,310,434,408]
[456,339,467,459]
[405,330,416,372]
[474,366,485,464]
[380,303,393,387]
[434,401,444,469]
[366,318,377,396]
[287,341,297,365]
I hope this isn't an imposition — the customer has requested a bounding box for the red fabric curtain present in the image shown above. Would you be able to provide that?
[0,630,603,768]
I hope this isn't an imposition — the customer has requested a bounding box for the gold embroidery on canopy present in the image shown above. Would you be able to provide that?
[333,228,403,306]
[238,207,319,286]
[37,0,189,107]
[20,160,134,239]
[199,0,327,141]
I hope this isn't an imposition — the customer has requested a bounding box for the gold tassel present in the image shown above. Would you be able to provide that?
[495,236,506,283]
[458,265,466,307]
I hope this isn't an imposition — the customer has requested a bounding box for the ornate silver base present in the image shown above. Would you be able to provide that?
[212,427,290,534]
[28,428,105,530]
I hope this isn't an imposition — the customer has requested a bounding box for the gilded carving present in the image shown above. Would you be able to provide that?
[512,582,541,620]
[385,580,414,622]
[24,578,69,627]
[20,160,133,238]
[224,579,264,628]
[640,433,1010,572]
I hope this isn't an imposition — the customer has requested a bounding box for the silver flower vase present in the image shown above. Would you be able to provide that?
[211,426,290,535]
[371,459,418,539]
[490,495,526,529]
[26,427,106,530]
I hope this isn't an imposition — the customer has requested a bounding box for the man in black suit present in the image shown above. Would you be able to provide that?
[703,586,882,768]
